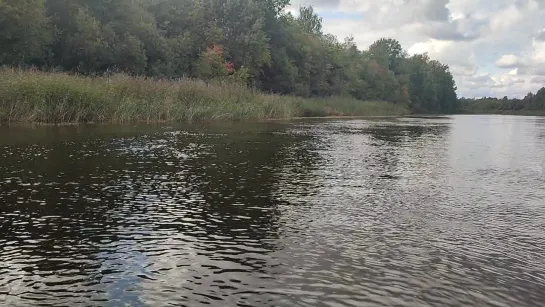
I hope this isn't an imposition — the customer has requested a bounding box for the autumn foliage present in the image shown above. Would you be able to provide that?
[198,45,235,77]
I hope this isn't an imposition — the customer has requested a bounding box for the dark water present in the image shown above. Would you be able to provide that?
[1,115,545,307]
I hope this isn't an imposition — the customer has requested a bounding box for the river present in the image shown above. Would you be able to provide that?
[1,115,545,306]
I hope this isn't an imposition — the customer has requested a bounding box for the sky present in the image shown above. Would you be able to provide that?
[287,0,545,98]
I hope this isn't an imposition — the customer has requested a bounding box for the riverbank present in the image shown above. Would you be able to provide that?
[0,70,409,124]
[458,110,545,116]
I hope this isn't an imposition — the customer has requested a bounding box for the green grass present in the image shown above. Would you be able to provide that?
[0,69,409,124]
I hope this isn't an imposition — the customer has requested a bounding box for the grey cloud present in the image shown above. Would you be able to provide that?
[497,63,523,69]
[424,23,481,41]
[373,0,485,41]
[421,0,450,22]
[531,76,545,83]
[519,66,545,75]
[353,0,455,30]
[515,0,531,9]
[533,0,545,9]
[432,14,489,42]
[466,74,492,83]
[514,0,545,9]
[533,67,545,75]
[535,30,545,41]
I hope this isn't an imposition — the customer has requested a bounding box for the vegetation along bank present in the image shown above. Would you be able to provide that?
[0,0,543,123]
[0,70,409,123]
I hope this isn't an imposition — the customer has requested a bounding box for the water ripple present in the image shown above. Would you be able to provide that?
[1,116,545,306]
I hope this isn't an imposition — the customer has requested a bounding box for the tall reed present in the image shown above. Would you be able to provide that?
[0,69,409,124]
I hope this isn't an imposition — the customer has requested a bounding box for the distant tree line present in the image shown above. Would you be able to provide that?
[0,0,459,113]
[459,87,545,113]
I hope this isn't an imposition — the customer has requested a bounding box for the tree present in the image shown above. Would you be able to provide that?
[0,0,53,65]
[195,45,231,80]
[429,60,458,113]
[368,38,405,75]
[458,87,545,113]
[212,0,271,80]
[263,0,290,15]
[297,6,322,35]
[0,0,460,114]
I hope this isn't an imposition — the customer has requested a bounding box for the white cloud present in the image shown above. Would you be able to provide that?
[408,39,454,55]
[496,54,524,68]
[489,5,524,32]
[530,39,545,64]
[494,37,545,77]
[290,0,545,97]
[289,0,340,9]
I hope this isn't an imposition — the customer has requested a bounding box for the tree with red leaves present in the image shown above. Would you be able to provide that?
[196,44,234,79]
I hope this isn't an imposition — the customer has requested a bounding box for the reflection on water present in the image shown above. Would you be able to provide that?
[1,115,545,306]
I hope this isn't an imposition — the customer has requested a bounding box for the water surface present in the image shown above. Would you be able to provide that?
[1,115,545,306]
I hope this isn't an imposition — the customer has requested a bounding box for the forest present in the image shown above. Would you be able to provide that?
[0,0,460,118]
[459,87,545,114]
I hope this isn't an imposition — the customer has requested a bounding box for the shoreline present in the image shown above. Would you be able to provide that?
[3,113,545,127]
[457,112,545,116]
[2,71,542,126]
[0,115,404,127]
[0,70,409,124]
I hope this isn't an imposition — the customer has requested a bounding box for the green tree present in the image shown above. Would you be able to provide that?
[0,0,53,65]
[297,6,323,35]
[195,45,230,80]
[429,60,458,113]
[212,0,271,81]
[368,38,405,75]
[0,0,461,114]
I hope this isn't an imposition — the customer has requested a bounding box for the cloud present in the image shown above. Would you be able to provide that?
[519,66,545,76]
[535,29,545,41]
[488,4,524,32]
[340,0,452,28]
[496,54,524,68]
[531,76,545,83]
[494,38,545,76]
[421,0,451,22]
[423,25,480,41]
[530,39,545,64]
[467,73,493,83]
[409,39,479,77]
[289,0,340,9]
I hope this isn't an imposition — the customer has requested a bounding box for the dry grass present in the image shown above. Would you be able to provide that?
[0,69,409,124]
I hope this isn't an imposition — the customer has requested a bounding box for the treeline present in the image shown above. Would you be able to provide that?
[459,87,545,114]
[0,0,458,113]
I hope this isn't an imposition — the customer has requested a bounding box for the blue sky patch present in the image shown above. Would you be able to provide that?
[317,11,364,20]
